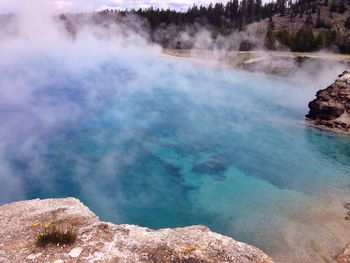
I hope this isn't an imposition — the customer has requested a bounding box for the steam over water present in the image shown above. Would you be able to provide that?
[2,51,350,262]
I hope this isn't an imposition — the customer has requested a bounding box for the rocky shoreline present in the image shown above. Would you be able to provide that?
[306,70,350,134]
[0,198,273,263]
[163,49,350,76]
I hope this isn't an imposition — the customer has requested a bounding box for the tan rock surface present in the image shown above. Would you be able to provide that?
[336,243,350,263]
[0,197,274,263]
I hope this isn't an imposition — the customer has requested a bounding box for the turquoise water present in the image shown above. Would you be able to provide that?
[1,54,350,262]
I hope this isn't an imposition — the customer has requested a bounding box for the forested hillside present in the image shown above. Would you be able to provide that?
[2,0,350,52]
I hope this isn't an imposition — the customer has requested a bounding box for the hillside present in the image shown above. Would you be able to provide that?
[263,0,350,52]
[1,0,350,53]
[271,0,350,33]
[54,0,350,53]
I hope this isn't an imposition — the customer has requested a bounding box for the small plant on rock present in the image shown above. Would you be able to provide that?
[32,221,77,248]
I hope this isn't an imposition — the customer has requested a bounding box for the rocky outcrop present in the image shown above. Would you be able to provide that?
[335,243,350,263]
[0,198,273,263]
[306,70,350,133]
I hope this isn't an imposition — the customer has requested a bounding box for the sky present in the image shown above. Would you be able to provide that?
[0,0,231,13]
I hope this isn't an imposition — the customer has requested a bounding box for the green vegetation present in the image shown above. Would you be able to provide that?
[291,27,321,52]
[265,27,321,52]
[265,25,350,53]
[321,29,337,47]
[48,0,350,53]
[336,33,350,53]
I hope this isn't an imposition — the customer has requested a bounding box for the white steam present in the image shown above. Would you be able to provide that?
[0,0,348,216]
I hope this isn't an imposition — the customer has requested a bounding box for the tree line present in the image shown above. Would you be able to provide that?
[58,0,350,53]
[81,0,284,38]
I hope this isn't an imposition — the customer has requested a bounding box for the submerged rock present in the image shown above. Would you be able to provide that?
[306,70,350,133]
[0,197,273,263]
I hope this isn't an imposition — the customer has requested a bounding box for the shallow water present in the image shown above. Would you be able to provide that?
[1,54,350,262]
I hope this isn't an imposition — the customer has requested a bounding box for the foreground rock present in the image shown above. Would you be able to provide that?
[336,243,350,263]
[0,198,273,263]
[306,70,350,133]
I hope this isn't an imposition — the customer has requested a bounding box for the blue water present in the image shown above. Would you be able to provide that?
[1,53,350,262]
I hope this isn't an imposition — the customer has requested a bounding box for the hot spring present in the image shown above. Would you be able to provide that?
[1,50,350,263]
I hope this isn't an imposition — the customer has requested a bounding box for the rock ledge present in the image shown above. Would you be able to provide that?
[0,197,273,263]
[306,70,350,133]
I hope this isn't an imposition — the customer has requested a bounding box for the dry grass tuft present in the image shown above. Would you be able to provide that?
[33,221,77,248]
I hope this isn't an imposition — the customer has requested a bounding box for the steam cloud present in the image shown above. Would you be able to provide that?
[0,0,348,209]
[2,4,350,262]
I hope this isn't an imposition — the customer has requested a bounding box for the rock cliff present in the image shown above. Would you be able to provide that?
[306,70,350,132]
[0,198,273,263]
